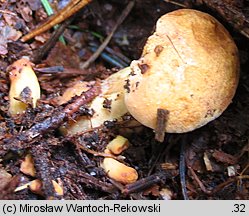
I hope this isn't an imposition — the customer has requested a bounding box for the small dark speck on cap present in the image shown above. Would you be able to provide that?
[138,63,149,74]
[124,79,131,93]
[154,45,164,57]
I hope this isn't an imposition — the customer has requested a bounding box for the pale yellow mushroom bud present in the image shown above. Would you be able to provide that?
[8,58,41,116]
[101,157,138,184]
[106,135,129,155]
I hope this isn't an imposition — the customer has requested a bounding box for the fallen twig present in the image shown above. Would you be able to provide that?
[188,166,211,195]
[74,139,125,160]
[80,1,135,69]
[64,177,88,199]
[32,16,74,63]
[147,136,170,176]
[163,0,187,8]
[122,173,165,195]
[155,108,169,142]
[68,170,115,193]
[31,143,58,199]
[21,0,92,42]
[212,175,249,195]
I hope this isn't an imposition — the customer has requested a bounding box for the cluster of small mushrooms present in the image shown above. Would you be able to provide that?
[8,9,240,185]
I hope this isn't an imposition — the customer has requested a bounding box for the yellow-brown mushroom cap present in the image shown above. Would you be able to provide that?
[124,9,240,133]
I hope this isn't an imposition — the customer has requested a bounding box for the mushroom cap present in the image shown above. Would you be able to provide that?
[124,9,240,133]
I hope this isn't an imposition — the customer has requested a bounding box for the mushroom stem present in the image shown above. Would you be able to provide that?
[60,67,132,135]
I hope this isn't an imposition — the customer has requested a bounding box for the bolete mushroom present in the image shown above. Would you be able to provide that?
[60,9,239,135]
[125,9,239,133]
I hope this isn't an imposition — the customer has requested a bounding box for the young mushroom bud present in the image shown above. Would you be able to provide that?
[101,157,138,184]
[124,9,240,133]
[106,135,129,155]
[8,58,41,116]
[100,136,136,184]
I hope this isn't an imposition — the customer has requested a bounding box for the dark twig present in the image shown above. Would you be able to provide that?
[76,142,124,160]
[155,108,169,142]
[211,175,249,195]
[89,45,128,68]
[63,177,88,199]
[32,16,74,64]
[71,137,125,160]
[80,1,135,69]
[34,66,94,76]
[179,136,189,200]
[69,170,115,193]
[34,66,64,73]
[163,0,187,8]
[122,173,166,195]
[108,179,142,200]
[188,166,211,195]
[74,146,95,170]
[147,136,170,176]
[31,143,58,199]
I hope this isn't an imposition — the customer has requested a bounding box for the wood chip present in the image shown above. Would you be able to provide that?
[155,108,169,142]
[203,152,213,171]
[212,150,238,164]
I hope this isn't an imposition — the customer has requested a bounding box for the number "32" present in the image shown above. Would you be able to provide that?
[233,204,246,213]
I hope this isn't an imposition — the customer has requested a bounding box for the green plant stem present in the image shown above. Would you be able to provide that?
[40,0,66,44]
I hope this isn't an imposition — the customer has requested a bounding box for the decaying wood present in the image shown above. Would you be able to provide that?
[31,143,58,199]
